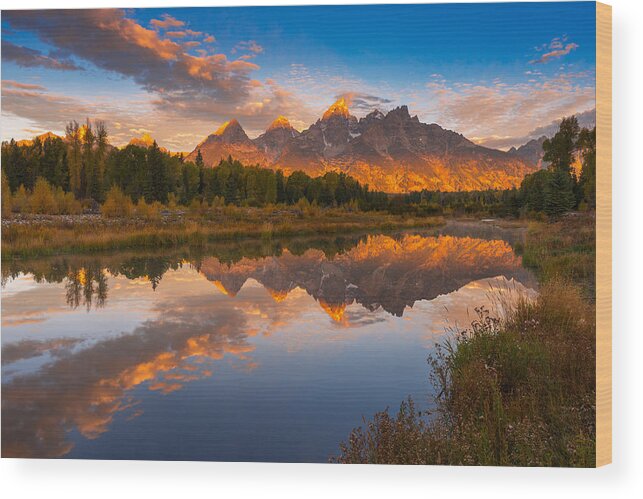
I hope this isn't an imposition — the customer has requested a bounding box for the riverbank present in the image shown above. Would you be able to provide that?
[333,213,596,466]
[1,208,444,259]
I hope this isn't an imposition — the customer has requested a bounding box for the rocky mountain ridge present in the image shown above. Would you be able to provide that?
[186,99,539,192]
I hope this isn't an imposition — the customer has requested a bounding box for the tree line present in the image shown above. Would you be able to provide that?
[1,118,388,212]
[1,116,595,218]
[387,116,596,219]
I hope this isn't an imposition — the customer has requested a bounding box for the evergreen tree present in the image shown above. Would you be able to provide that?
[544,169,576,219]
[146,141,169,203]
[542,116,580,173]
[318,181,334,206]
[275,170,286,204]
[577,127,596,209]
[195,149,204,168]
[286,171,311,203]
[264,174,277,205]
[224,172,240,205]
[245,171,259,206]
[519,169,549,213]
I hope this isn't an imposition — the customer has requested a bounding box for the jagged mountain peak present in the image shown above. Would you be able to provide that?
[185,117,265,166]
[386,105,411,120]
[187,98,537,192]
[214,119,244,136]
[322,97,351,120]
[267,115,294,131]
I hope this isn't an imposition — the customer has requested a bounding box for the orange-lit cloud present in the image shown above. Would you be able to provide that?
[1,79,46,90]
[1,299,257,457]
[150,13,185,29]
[2,9,317,146]
[531,37,579,64]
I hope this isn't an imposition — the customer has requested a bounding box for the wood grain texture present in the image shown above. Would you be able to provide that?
[596,1,612,468]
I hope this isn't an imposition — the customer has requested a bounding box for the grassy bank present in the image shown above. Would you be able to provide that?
[333,213,596,466]
[1,207,444,259]
[521,213,596,298]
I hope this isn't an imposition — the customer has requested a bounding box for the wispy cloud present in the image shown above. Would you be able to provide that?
[150,13,184,30]
[337,92,393,113]
[421,73,595,149]
[2,40,83,71]
[231,40,264,55]
[530,37,579,64]
[2,80,46,91]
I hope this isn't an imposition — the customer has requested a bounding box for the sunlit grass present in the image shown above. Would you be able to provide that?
[1,207,444,258]
[333,214,596,467]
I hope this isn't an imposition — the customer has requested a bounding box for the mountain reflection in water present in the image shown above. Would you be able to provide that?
[1,225,537,461]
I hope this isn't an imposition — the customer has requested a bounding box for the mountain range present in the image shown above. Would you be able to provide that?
[14,99,593,193]
[198,231,536,320]
[185,98,540,192]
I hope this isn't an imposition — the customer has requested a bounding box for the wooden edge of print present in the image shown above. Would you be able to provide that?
[596,1,612,468]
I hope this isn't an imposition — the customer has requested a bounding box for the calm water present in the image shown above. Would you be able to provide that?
[1,222,536,462]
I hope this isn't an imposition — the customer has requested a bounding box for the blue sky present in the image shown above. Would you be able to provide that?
[2,2,596,150]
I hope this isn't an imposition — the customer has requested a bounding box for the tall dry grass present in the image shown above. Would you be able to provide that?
[1,208,444,258]
[333,214,596,466]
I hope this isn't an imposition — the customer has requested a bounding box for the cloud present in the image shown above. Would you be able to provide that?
[3,10,258,103]
[1,338,83,364]
[150,13,184,29]
[2,79,46,90]
[336,92,393,113]
[231,40,264,55]
[1,80,161,147]
[422,75,595,150]
[1,298,256,458]
[203,35,216,43]
[530,37,579,64]
[523,108,596,139]
[2,9,300,143]
[2,40,83,71]
[2,83,94,127]
[0,76,311,150]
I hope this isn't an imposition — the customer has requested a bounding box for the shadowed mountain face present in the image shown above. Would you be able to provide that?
[187,100,538,192]
[254,116,301,162]
[508,136,548,168]
[199,233,535,320]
